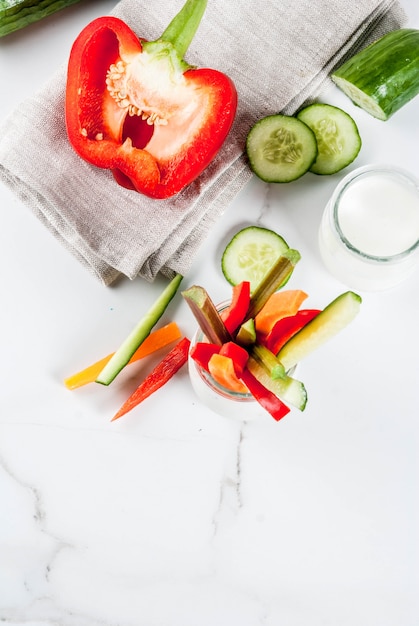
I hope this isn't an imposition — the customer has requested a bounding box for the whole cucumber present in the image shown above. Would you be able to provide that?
[331,29,419,120]
[0,0,82,37]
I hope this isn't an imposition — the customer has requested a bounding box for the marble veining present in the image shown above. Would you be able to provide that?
[212,425,244,537]
[1,0,419,624]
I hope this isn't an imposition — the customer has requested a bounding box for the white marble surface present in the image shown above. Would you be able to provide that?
[1,1,418,624]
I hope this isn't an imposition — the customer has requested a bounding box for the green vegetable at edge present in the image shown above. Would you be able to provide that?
[0,0,82,38]
[331,28,419,120]
[96,273,183,386]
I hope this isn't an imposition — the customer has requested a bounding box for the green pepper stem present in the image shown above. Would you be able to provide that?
[159,0,207,59]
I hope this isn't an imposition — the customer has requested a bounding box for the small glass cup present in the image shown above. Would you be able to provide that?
[318,164,419,291]
[188,301,296,420]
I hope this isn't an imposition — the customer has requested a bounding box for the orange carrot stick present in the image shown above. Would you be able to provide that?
[208,353,249,394]
[254,290,308,335]
[64,321,182,390]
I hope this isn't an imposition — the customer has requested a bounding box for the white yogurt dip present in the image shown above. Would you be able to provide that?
[318,165,419,291]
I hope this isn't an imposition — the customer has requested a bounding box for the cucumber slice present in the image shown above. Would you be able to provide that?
[277,291,361,371]
[246,114,318,183]
[221,226,289,293]
[331,29,419,121]
[296,103,361,175]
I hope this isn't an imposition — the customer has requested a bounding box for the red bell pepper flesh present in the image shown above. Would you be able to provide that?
[219,341,249,376]
[111,337,190,421]
[265,309,321,355]
[220,281,251,334]
[189,342,220,371]
[240,368,291,421]
[65,0,237,199]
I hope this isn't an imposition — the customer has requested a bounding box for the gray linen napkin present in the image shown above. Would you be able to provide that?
[0,0,407,285]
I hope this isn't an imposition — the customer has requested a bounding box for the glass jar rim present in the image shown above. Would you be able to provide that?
[189,300,297,403]
[189,300,254,401]
[331,164,419,264]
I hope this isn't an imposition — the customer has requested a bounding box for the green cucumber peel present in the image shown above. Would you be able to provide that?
[277,291,362,371]
[96,273,183,386]
[246,356,307,411]
[331,29,419,120]
[0,0,82,37]
[296,103,362,175]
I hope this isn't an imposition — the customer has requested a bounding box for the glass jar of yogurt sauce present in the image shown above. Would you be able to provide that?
[188,301,296,420]
[188,340,262,420]
[318,164,419,291]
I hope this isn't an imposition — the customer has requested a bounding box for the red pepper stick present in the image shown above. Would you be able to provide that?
[189,342,221,370]
[265,309,321,355]
[111,337,190,421]
[220,281,251,334]
[240,369,291,421]
[219,341,249,376]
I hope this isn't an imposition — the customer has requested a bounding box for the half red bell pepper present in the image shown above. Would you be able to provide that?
[65,0,237,199]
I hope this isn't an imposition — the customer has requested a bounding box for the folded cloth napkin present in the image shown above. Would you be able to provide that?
[0,0,407,285]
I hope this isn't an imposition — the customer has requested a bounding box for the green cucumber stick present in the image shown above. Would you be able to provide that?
[96,273,183,386]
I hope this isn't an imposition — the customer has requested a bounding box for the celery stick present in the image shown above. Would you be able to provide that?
[96,274,183,386]
[181,285,231,345]
[245,249,301,321]
[250,343,286,380]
